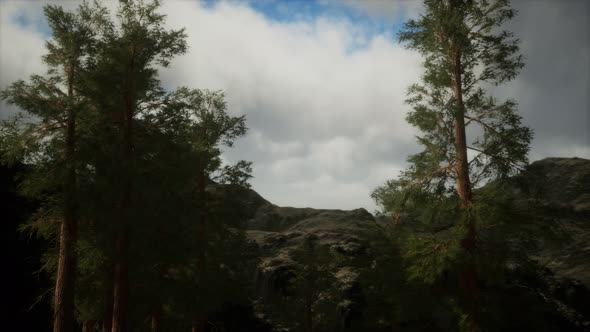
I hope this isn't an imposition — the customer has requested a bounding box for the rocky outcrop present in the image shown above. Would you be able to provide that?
[242,157,590,331]
[516,157,590,287]
[244,201,377,329]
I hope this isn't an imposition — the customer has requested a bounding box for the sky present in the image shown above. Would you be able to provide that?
[1,0,589,212]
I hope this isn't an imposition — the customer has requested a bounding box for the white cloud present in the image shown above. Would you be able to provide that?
[0,2,46,92]
[157,1,423,210]
[0,0,119,115]
[2,0,587,212]
[320,0,423,19]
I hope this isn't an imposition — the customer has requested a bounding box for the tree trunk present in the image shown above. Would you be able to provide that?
[53,218,77,332]
[305,309,313,332]
[151,305,161,332]
[111,229,129,332]
[305,297,313,332]
[54,63,78,332]
[102,321,110,332]
[390,314,400,332]
[102,262,114,332]
[191,319,206,332]
[451,48,479,331]
[111,56,135,332]
[391,322,400,332]
[111,150,131,332]
[451,51,473,208]
[83,320,96,332]
[111,153,131,332]
[193,156,209,332]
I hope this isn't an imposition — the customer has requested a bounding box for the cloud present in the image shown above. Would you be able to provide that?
[505,0,590,160]
[0,0,119,115]
[1,0,588,212]
[320,0,423,19]
[0,1,46,98]
[157,1,423,210]
[474,1,590,161]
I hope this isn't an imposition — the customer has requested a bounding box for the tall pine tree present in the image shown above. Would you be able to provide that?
[1,3,108,331]
[82,1,187,330]
[165,88,252,332]
[372,0,532,330]
[3,1,258,331]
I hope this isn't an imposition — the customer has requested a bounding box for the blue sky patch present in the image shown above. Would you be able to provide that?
[12,9,51,38]
[245,0,407,52]
[9,0,408,52]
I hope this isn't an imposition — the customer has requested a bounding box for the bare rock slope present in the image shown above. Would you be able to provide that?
[518,157,590,287]
[241,157,590,330]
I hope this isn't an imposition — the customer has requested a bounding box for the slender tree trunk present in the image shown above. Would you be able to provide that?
[83,320,96,332]
[451,49,479,331]
[191,319,206,332]
[451,51,473,207]
[111,181,131,332]
[151,305,161,332]
[193,156,208,332]
[391,322,400,332]
[111,179,131,332]
[54,64,78,332]
[111,229,129,332]
[102,261,114,332]
[111,63,135,332]
[53,217,77,332]
[390,311,400,332]
[305,298,313,332]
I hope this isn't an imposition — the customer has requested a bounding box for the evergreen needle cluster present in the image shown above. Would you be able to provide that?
[371,1,559,331]
[2,1,255,331]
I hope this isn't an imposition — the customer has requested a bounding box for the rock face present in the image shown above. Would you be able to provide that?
[245,200,378,329]
[517,157,590,287]
[242,157,590,331]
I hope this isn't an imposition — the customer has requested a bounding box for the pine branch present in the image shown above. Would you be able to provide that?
[401,162,455,201]
[464,114,499,135]
[467,145,524,172]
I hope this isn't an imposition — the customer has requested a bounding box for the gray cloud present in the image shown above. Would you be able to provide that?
[504,0,590,160]
[339,0,590,161]
[0,2,46,115]
[1,0,588,212]
[320,0,423,19]
[342,0,590,160]
[156,1,424,210]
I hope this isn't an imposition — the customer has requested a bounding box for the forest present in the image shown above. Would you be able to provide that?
[3,1,589,332]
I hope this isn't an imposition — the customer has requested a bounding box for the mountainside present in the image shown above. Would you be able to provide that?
[241,190,378,329]
[516,157,590,287]
[243,157,590,331]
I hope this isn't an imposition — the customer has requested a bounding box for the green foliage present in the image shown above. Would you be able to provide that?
[0,6,114,329]
[154,86,256,323]
[360,225,434,330]
[163,87,251,183]
[369,0,562,330]
[368,181,567,331]
[373,0,534,274]
[1,0,256,329]
[271,236,340,332]
[395,0,532,193]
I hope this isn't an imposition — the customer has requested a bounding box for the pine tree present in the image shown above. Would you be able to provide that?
[163,88,252,332]
[3,1,258,331]
[80,1,187,330]
[1,3,108,331]
[372,0,532,330]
